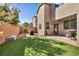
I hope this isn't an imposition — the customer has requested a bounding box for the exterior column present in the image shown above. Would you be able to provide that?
[77,13,79,40]
[77,13,79,46]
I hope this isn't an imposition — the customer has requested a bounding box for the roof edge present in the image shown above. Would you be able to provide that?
[36,3,51,14]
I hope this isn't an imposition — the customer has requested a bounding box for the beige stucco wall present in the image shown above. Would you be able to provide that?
[32,16,37,33]
[44,4,52,35]
[36,3,79,47]
[56,3,79,42]
[37,3,79,36]
[37,4,55,35]
[56,15,76,36]
[56,3,79,20]
[32,16,37,28]
[37,5,45,35]
[54,3,79,47]
[77,13,79,45]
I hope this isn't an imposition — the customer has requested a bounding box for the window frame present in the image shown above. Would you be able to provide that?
[64,19,77,29]
[46,22,50,29]
[64,20,69,29]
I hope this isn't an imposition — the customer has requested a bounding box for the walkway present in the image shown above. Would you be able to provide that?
[45,36,78,47]
[29,35,79,47]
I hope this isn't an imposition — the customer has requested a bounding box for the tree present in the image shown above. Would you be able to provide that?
[10,17,20,25]
[0,4,10,21]
[23,22,29,27]
[9,8,20,25]
[22,22,29,33]
[1,4,10,12]
[23,29,28,33]
[0,3,20,25]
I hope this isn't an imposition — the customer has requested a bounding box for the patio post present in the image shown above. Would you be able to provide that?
[77,12,79,46]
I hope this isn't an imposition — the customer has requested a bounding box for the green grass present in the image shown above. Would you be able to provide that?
[0,37,79,56]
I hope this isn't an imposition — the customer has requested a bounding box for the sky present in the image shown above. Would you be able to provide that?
[10,3,39,24]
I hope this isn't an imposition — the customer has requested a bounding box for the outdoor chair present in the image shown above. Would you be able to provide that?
[65,31,77,41]
[65,31,71,38]
[70,31,77,41]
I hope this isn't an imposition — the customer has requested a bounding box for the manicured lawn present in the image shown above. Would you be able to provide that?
[0,37,79,56]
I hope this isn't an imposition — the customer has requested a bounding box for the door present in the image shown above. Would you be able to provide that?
[54,24,59,35]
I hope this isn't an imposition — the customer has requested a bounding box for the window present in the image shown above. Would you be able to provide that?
[39,24,42,29]
[64,19,77,29]
[70,19,77,29]
[64,20,69,29]
[55,4,60,8]
[55,3,64,9]
[46,22,50,29]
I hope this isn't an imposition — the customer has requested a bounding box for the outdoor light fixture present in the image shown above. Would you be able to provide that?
[0,31,4,36]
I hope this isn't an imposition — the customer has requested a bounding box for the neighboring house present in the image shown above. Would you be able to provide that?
[20,23,35,35]
[29,23,36,35]
[0,22,20,44]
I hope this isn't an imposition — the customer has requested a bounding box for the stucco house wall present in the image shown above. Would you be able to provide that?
[44,4,52,35]
[32,16,37,33]
[37,4,55,35]
[54,14,76,36]
[32,3,79,47]
[37,4,45,35]
[56,3,79,20]
[36,3,79,36]
[55,3,79,46]
[32,16,37,28]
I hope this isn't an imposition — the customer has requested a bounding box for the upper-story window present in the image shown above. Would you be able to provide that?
[46,22,50,29]
[39,24,42,29]
[55,3,64,9]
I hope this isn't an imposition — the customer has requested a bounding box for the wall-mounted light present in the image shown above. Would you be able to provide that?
[0,31,4,36]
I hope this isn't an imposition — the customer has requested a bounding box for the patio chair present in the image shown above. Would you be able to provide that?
[70,31,77,41]
[65,31,71,38]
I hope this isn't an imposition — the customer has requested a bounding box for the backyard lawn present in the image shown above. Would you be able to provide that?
[0,37,79,56]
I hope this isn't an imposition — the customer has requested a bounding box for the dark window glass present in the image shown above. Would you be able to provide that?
[70,19,77,29]
[46,22,50,29]
[39,24,42,29]
[64,19,77,29]
[55,3,64,9]
[64,20,69,29]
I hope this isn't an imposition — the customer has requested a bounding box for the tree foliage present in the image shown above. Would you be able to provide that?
[10,8,20,25]
[0,3,20,25]
[23,22,29,27]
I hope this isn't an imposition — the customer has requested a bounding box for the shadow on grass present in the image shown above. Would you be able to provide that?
[0,37,67,56]
[24,37,67,56]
